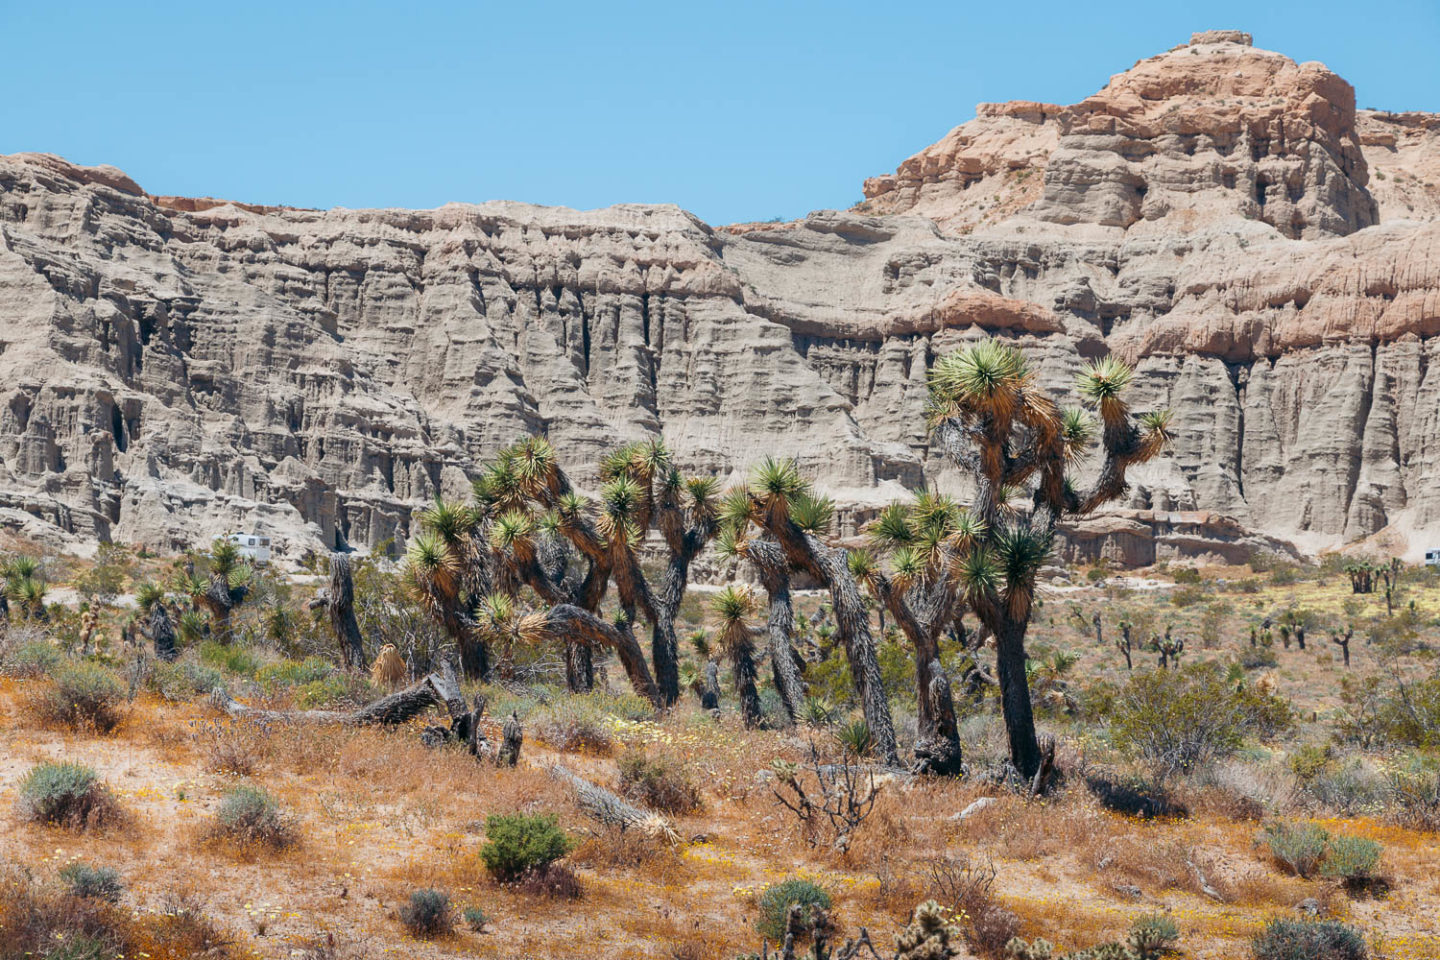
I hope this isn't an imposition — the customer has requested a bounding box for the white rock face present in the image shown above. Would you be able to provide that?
[3,34,1440,562]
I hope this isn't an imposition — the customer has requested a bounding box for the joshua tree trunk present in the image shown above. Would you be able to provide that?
[756,507,898,765]
[700,660,721,711]
[535,604,661,707]
[747,538,806,723]
[1332,628,1352,667]
[993,618,1042,782]
[145,603,178,662]
[319,553,366,669]
[731,636,763,728]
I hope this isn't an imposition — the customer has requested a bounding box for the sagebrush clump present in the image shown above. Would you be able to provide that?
[1251,918,1367,960]
[399,888,453,939]
[34,663,125,732]
[59,863,124,902]
[17,761,121,829]
[212,785,295,848]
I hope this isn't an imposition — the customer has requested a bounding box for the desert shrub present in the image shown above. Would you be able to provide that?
[1251,918,1367,960]
[192,718,267,776]
[17,761,120,829]
[530,699,614,754]
[480,813,576,881]
[213,785,294,848]
[616,748,702,814]
[199,640,261,676]
[399,888,453,939]
[1261,822,1330,878]
[1268,564,1300,586]
[923,855,1016,958]
[149,659,225,700]
[1169,585,1206,607]
[1,636,63,677]
[1302,760,1388,817]
[799,696,838,727]
[34,663,124,732]
[1127,913,1180,958]
[295,674,355,707]
[1111,662,1292,779]
[462,906,490,932]
[1384,758,1440,830]
[1335,672,1440,748]
[756,878,831,943]
[1172,567,1201,585]
[255,657,334,692]
[1319,833,1381,884]
[59,863,124,903]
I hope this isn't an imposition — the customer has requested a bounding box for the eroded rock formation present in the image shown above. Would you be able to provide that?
[2,31,1438,562]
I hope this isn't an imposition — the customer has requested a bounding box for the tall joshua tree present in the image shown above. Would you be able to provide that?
[728,459,900,767]
[177,540,251,645]
[927,342,1172,781]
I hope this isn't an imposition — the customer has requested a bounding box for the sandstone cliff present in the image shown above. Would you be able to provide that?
[2,31,1438,563]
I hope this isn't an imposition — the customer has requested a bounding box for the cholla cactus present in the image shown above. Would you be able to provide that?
[895,900,962,960]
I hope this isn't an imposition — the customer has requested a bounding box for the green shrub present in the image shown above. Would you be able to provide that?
[199,640,261,676]
[1251,918,1367,960]
[399,888,453,939]
[1,638,63,677]
[59,862,124,902]
[616,748,702,814]
[149,660,225,700]
[1262,822,1330,878]
[255,657,334,691]
[213,785,294,848]
[1172,568,1201,585]
[756,878,831,943]
[1111,662,1293,779]
[295,675,353,707]
[1170,584,1206,607]
[35,663,124,732]
[1319,833,1381,882]
[17,761,120,829]
[835,718,872,757]
[480,813,576,881]
[462,906,490,932]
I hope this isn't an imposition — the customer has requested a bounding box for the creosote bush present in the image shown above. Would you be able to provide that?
[399,888,453,939]
[212,784,295,848]
[17,761,121,829]
[756,877,831,943]
[616,748,702,814]
[34,663,125,732]
[1261,822,1382,884]
[58,863,124,903]
[462,906,490,932]
[479,812,576,882]
[1251,918,1367,960]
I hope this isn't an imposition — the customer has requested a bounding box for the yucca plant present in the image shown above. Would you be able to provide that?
[835,718,873,757]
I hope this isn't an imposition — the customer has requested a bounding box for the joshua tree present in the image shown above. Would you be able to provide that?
[926,342,1172,780]
[3,556,48,621]
[135,582,178,662]
[846,489,975,775]
[1345,560,1378,594]
[1116,617,1134,670]
[1380,558,1403,616]
[717,527,807,723]
[1331,626,1354,667]
[727,459,900,766]
[713,585,764,727]
[1152,627,1184,669]
[176,540,250,644]
[1092,611,1103,646]
[405,501,491,680]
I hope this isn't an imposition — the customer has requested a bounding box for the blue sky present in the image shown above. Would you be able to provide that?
[4,1,1438,224]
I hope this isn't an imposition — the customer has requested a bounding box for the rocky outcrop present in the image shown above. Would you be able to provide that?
[3,33,1440,563]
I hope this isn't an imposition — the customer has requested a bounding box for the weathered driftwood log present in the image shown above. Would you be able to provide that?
[213,673,447,726]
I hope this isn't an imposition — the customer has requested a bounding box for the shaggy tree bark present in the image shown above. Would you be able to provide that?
[533,603,661,707]
[753,501,898,766]
[143,603,179,662]
[309,553,366,669]
[744,537,806,723]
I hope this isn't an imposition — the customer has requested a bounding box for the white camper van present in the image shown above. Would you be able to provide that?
[228,532,272,564]
[1427,548,1440,568]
